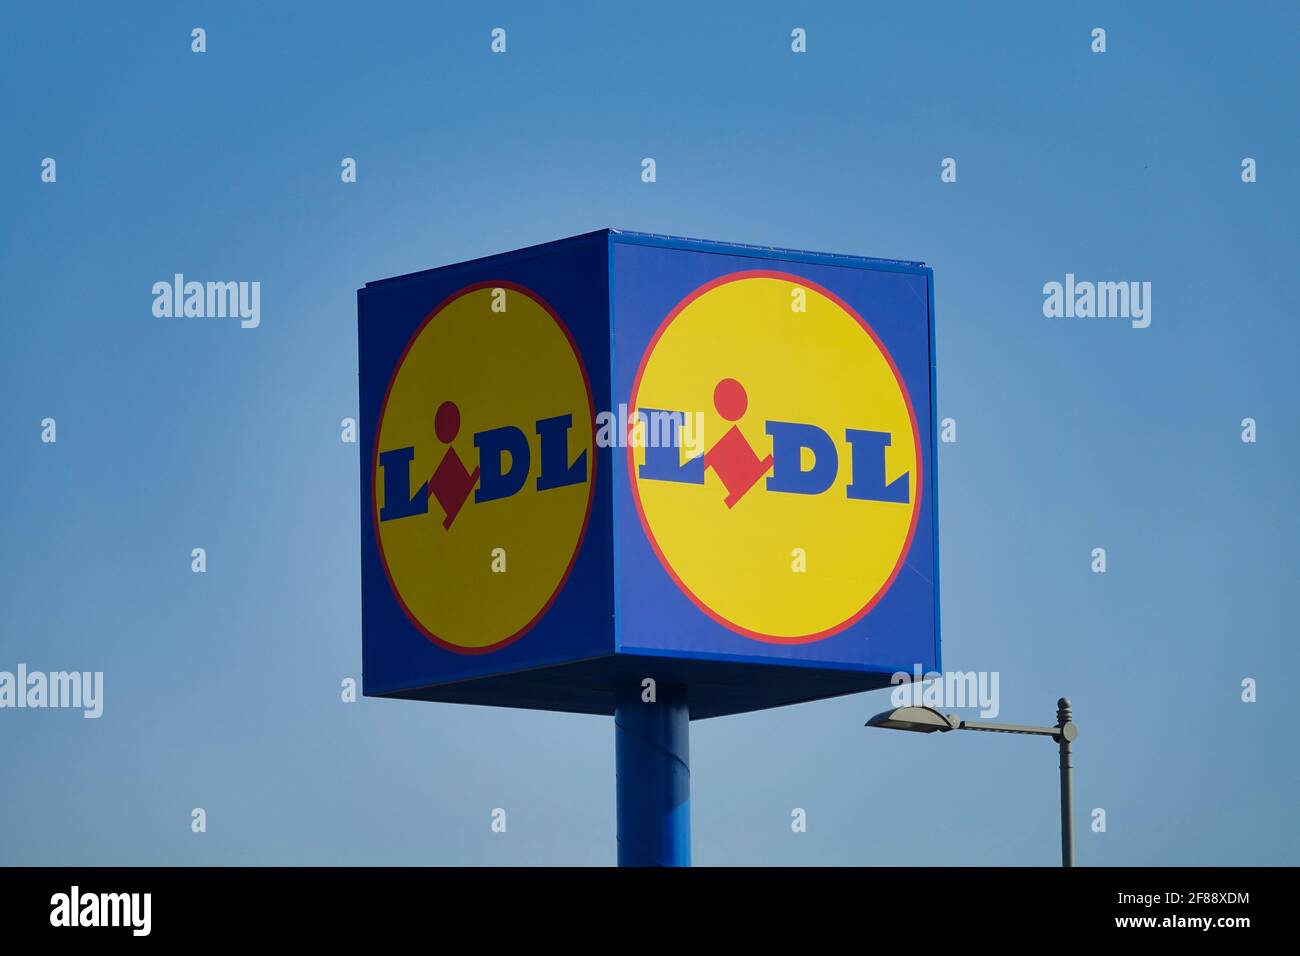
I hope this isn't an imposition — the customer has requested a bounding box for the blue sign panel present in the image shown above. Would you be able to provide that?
[359,231,939,718]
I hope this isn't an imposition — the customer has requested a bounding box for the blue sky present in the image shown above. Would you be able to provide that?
[1,1,1296,865]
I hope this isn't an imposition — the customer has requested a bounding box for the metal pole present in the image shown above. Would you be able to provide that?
[614,682,690,866]
[1056,697,1076,868]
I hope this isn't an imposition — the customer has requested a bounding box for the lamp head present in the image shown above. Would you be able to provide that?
[865,706,958,733]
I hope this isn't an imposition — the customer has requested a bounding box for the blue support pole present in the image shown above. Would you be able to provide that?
[614,682,690,866]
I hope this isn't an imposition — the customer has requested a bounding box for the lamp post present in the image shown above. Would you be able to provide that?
[865,696,1079,867]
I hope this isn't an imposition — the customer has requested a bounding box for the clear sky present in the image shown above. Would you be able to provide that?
[1,1,1296,865]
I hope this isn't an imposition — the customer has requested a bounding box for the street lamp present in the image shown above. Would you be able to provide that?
[865,697,1079,867]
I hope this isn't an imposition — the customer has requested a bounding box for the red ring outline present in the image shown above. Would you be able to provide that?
[371,280,597,655]
[626,270,923,644]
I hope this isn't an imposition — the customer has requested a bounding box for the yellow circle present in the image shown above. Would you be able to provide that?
[374,285,594,652]
[629,274,920,642]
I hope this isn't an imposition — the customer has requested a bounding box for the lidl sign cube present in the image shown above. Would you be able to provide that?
[359,231,939,719]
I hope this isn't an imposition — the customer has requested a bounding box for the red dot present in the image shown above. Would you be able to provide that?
[713,378,748,421]
[435,401,460,443]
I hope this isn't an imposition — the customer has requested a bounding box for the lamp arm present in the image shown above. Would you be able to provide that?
[955,720,1061,738]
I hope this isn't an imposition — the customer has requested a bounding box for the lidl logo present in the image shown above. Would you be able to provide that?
[372,282,595,654]
[628,271,922,643]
